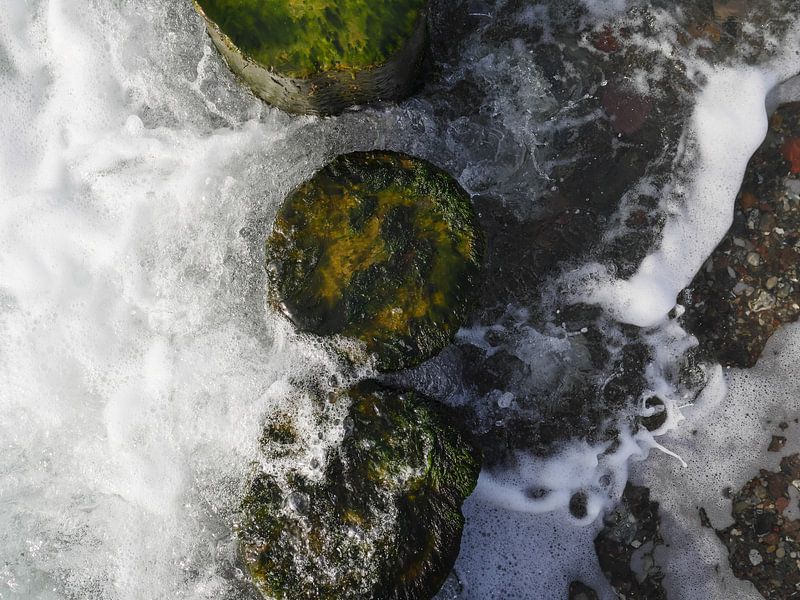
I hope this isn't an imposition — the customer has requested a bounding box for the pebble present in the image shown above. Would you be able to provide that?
[750,549,764,566]
[497,392,514,408]
[766,276,779,289]
[747,252,761,267]
[769,435,787,452]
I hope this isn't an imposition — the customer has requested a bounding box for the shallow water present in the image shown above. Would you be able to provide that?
[1,0,800,598]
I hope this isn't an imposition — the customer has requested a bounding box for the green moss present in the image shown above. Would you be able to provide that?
[266,152,483,372]
[195,0,427,79]
[238,382,481,600]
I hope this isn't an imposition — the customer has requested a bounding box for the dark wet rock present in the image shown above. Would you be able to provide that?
[265,151,482,372]
[769,436,788,453]
[702,454,800,599]
[681,103,800,368]
[392,0,734,463]
[193,0,428,115]
[570,491,589,519]
[568,580,599,600]
[407,0,797,419]
[238,381,481,600]
[431,570,467,600]
[640,396,668,432]
[594,483,666,600]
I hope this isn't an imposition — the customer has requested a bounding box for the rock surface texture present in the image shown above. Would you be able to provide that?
[266,151,483,372]
[193,0,429,114]
[238,382,481,600]
[703,454,800,599]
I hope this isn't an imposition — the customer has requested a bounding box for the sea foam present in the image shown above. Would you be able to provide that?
[2,1,800,599]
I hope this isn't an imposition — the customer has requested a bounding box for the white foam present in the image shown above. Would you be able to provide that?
[632,322,800,599]
[0,1,356,597]
[452,497,616,599]
[579,0,632,19]
[570,25,800,327]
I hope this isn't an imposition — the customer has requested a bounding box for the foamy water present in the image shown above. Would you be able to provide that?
[0,2,356,597]
[2,0,800,599]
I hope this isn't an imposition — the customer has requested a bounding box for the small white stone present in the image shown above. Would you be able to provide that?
[124,114,144,136]
[497,392,514,409]
[749,549,763,566]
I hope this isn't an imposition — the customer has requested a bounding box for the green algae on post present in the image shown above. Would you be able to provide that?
[265,151,483,372]
[238,382,481,600]
[192,0,429,115]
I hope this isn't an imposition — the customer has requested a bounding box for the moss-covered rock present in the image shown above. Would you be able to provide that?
[238,381,481,600]
[265,151,483,372]
[193,0,429,115]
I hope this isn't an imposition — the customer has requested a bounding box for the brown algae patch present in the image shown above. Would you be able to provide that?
[265,151,483,372]
[237,382,481,600]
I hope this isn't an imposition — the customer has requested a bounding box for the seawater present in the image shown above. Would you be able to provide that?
[1,1,800,599]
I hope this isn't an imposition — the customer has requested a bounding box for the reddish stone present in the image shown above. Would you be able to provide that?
[766,473,786,499]
[778,248,799,270]
[601,87,654,136]
[626,210,649,228]
[713,0,749,20]
[740,191,758,210]
[781,138,800,174]
[592,27,621,53]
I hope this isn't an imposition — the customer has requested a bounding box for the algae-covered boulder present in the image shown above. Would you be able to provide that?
[238,381,481,600]
[265,151,483,372]
[193,0,429,115]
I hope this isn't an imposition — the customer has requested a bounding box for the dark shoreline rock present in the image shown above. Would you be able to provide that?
[594,483,667,600]
[701,454,800,599]
[238,381,481,600]
[681,102,800,368]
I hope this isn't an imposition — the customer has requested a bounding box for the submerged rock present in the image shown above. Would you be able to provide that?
[266,151,483,372]
[238,381,481,600]
[193,0,429,115]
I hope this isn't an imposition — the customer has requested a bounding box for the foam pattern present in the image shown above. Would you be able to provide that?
[632,323,800,599]
[2,0,800,599]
